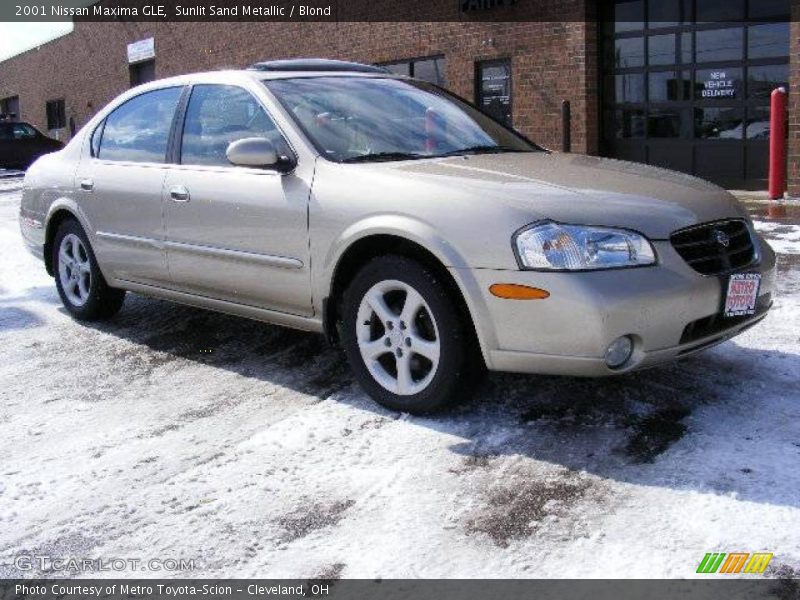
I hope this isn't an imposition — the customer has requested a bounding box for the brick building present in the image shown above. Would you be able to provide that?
[0,0,797,192]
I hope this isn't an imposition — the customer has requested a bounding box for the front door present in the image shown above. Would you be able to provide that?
[74,86,183,286]
[163,84,312,317]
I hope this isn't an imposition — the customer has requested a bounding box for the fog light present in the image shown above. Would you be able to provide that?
[605,336,633,369]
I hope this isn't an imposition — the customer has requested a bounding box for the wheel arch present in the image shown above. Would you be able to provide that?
[43,201,92,276]
[323,232,490,367]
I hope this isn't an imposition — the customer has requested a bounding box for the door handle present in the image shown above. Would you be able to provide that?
[170,185,190,203]
[79,179,94,192]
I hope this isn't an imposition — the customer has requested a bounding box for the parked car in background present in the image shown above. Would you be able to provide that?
[0,121,63,169]
[19,60,776,414]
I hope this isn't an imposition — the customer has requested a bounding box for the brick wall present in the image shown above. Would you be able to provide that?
[788,0,800,195]
[0,3,600,154]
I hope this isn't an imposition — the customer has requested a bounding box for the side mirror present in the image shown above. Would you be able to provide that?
[226,137,284,169]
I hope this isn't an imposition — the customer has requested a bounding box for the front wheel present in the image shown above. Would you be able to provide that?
[341,255,478,414]
[53,219,125,321]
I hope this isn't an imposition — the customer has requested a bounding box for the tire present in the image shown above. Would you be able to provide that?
[340,255,478,414]
[52,218,125,321]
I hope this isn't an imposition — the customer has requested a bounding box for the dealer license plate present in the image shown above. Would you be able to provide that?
[724,273,761,318]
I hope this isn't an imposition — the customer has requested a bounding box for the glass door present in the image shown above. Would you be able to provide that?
[602,0,789,189]
[476,59,513,127]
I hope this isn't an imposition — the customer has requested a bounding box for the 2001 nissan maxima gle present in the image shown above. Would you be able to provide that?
[19,59,776,413]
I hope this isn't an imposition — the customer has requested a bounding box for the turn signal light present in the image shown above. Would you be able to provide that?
[489,283,550,300]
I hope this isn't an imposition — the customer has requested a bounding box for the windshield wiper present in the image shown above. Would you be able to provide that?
[341,152,429,163]
[440,145,524,156]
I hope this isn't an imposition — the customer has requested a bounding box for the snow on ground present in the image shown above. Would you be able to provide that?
[755,220,800,255]
[0,180,798,579]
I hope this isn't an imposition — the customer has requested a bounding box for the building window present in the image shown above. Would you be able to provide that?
[46,99,66,130]
[1,96,20,121]
[380,56,446,87]
[130,59,156,87]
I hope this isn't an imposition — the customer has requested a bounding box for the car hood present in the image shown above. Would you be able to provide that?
[387,152,748,239]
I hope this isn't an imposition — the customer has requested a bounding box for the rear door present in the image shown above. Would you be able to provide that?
[162,83,312,316]
[74,86,183,286]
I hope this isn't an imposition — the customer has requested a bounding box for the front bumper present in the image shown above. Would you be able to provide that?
[454,237,776,377]
[19,213,45,261]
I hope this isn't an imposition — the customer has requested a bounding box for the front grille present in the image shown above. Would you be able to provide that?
[671,219,756,275]
[679,293,772,346]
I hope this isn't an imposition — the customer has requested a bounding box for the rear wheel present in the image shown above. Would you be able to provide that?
[53,219,125,321]
[341,255,477,414]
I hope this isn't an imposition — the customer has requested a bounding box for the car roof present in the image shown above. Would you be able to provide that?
[248,59,389,73]
[145,69,401,86]
[95,62,411,122]
[129,60,406,94]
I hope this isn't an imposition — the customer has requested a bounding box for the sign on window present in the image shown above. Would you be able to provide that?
[701,71,737,99]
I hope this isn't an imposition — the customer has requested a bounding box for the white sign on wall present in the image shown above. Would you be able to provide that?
[127,38,155,64]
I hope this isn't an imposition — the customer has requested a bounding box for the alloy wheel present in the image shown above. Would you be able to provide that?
[58,233,92,307]
[356,279,440,396]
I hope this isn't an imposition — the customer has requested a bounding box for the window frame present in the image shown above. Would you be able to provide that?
[172,83,297,172]
[90,85,186,165]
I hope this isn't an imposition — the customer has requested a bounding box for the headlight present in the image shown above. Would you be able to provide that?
[514,221,656,271]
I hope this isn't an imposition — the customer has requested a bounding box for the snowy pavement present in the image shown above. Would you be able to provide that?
[0,179,798,579]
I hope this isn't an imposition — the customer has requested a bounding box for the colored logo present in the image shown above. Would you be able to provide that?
[697,552,773,574]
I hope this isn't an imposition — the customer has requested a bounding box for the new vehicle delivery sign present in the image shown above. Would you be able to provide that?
[702,71,736,99]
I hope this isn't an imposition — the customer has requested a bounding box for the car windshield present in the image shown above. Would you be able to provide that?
[264,76,540,162]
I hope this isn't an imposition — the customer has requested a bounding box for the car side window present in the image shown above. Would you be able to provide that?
[97,87,181,163]
[12,123,37,139]
[0,124,11,141]
[180,84,285,167]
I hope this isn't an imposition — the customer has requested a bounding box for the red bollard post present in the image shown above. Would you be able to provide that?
[768,87,788,200]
